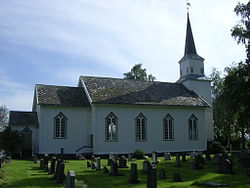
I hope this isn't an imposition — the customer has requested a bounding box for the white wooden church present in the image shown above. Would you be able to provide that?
[9,14,213,157]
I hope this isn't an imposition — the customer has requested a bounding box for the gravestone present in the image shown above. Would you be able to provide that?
[128,163,139,184]
[119,156,128,168]
[66,170,75,188]
[40,158,45,169]
[91,162,96,170]
[164,153,171,160]
[181,154,187,162]
[152,151,158,164]
[173,172,182,182]
[147,164,157,188]
[53,159,62,180]
[44,154,49,172]
[103,166,109,174]
[33,154,37,163]
[204,151,211,161]
[159,169,166,179]
[175,153,181,167]
[49,156,57,175]
[196,154,205,165]
[189,151,196,159]
[219,157,234,174]
[128,153,133,161]
[143,160,150,173]
[109,160,119,176]
[87,161,91,168]
[56,162,65,183]
[96,157,101,170]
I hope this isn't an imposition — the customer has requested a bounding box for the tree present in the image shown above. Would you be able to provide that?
[0,126,23,156]
[123,63,156,81]
[0,105,8,132]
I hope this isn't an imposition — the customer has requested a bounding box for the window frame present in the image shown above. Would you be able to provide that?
[105,112,118,142]
[135,113,147,142]
[163,114,174,141]
[54,112,67,139]
[188,114,198,140]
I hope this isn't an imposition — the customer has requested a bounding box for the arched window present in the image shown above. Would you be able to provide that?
[105,113,118,142]
[54,112,67,139]
[163,114,174,140]
[135,113,147,141]
[188,114,198,140]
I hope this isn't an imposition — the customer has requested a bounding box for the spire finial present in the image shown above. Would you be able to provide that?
[186,0,191,13]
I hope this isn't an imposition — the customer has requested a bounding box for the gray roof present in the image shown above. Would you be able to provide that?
[80,76,210,107]
[36,84,90,107]
[9,111,39,126]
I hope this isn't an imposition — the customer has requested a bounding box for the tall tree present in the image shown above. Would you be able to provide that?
[123,63,156,81]
[0,105,8,132]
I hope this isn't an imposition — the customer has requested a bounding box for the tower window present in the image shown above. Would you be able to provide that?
[190,67,194,73]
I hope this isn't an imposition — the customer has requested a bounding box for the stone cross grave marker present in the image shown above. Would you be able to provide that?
[128,163,139,184]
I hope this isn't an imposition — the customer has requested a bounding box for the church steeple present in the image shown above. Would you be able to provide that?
[184,13,197,55]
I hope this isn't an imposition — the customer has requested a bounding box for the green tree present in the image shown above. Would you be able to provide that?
[0,105,8,132]
[0,126,23,156]
[123,63,156,81]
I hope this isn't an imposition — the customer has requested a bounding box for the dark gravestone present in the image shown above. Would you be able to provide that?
[53,159,62,180]
[181,154,187,162]
[103,166,109,174]
[49,156,57,175]
[129,163,139,184]
[44,154,49,172]
[91,162,96,170]
[159,169,166,179]
[196,154,205,165]
[205,151,211,161]
[147,164,157,188]
[119,156,128,168]
[219,158,234,174]
[40,158,45,169]
[164,153,171,160]
[33,154,38,163]
[152,151,158,164]
[96,157,101,170]
[192,154,204,169]
[109,161,119,176]
[56,162,65,183]
[143,160,150,174]
[87,161,91,168]
[175,154,181,167]
[173,172,182,182]
[66,170,75,188]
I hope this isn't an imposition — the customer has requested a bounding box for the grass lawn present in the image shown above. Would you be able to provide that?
[0,156,250,188]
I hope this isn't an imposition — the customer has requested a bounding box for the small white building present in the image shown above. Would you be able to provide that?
[9,14,213,157]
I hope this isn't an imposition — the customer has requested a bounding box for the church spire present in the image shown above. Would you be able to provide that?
[184,13,197,55]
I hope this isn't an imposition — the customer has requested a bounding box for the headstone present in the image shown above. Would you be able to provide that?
[129,163,139,184]
[173,172,182,182]
[205,151,211,161]
[44,154,49,172]
[143,160,150,173]
[40,158,45,169]
[175,153,181,167]
[181,154,187,162]
[152,151,158,164]
[219,157,234,174]
[33,154,37,163]
[49,156,57,175]
[66,170,75,188]
[159,169,166,179]
[196,154,205,165]
[246,168,250,176]
[103,166,109,174]
[53,159,62,180]
[119,156,128,168]
[109,160,119,176]
[128,153,133,161]
[147,164,157,188]
[87,161,91,168]
[164,153,171,160]
[96,157,101,170]
[189,151,196,159]
[91,162,96,170]
[56,162,65,183]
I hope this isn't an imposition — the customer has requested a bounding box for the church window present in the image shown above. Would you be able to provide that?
[105,113,118,142]
[190,67,194,73]
[54,113,67,139]
[201,68,204,74]
[188,115,198,140]
[135,113,147,141]
[163,114,174,140]
[186,67,189,73]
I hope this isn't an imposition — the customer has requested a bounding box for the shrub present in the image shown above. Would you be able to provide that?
[132,149,144,159]
[208,141,225,154]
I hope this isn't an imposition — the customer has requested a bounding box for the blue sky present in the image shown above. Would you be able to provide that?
[0,0,247,111]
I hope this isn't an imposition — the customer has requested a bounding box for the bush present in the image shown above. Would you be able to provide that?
[208,141,225,154]
[132,149,144,159]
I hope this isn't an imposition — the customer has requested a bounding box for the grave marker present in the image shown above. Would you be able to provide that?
[66,170,75,188]
[129,163,139,184]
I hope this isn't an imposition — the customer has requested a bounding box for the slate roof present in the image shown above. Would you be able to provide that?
[80,76,210,107]
[9,111,39,126]
[35,84,90,107]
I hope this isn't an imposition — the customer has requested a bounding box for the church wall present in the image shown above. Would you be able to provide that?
[38,106,90,154]
[92,104,207,154]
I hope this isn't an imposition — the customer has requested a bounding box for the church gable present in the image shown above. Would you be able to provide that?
[79,76,209,107]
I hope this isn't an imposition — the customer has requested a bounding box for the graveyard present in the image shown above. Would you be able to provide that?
[0,152,250,188]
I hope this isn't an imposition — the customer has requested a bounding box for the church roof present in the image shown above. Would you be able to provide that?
[80,76,210,107]
[185,13,197,55]
[9,111,39,126]
[35,84,90,107]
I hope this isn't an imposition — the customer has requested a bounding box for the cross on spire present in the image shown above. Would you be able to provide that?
[186,0,191,13]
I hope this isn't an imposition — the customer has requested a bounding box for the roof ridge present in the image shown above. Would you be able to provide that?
[36,84,80,89]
